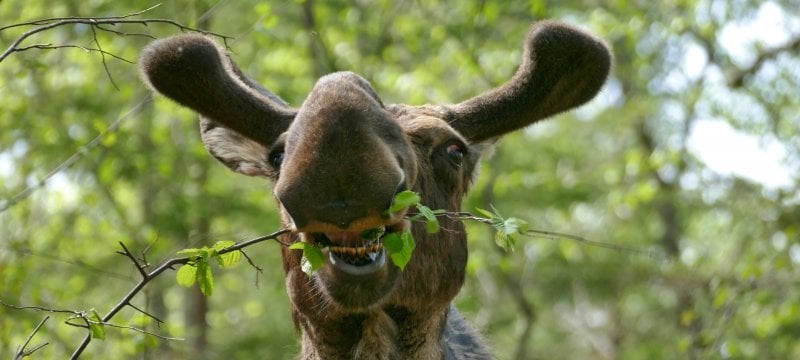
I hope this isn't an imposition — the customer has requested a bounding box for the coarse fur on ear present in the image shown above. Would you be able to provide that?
[199,117,275,178]
[139,34,296,148]
[446,21,612,142]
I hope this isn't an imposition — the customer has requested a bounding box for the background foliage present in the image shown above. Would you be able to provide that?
[1,0,798,359]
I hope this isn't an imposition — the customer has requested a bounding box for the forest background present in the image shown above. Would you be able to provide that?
[1,0,798,359]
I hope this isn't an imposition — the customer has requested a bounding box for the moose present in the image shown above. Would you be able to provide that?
[139,21,610,359]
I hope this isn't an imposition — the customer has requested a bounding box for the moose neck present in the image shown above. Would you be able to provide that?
[295,304,451,359]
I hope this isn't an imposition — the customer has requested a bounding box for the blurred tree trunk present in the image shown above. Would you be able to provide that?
[301,0,338,77]
[185,220,211,359]
[183,4,213,359]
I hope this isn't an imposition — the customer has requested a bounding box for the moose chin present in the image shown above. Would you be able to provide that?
[140,21,610,359]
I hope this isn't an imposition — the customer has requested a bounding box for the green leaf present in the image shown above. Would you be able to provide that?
[217,250,242,268]
[495,228,515,252]
[212,240,236,251]
[290,242,325,276]
[384,230,415,270]
[214,240,241,268]
[504,217,529,236]
[476,207,527,252]
[388,190,421,213]
[416,204,440,234]
[197,260,214,296]
[176,264,197,287]
[89,310,106,340]
[492,218,528,251]
[494,216,528,252]
[288,242,306,250]
[475,207,496,219]
[300,256,315,277]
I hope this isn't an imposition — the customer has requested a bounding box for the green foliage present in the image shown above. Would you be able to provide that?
[387,190,421,214]
[88,310,106,340]
[175,241,242,296]
[409,204,445,234]
[288,241,325,276]
[288,189,528,273]
[476,207,529,252]
[1,0,798,359]
[288,190,435,274]
[382,231,416,271]
[175,263,197,287]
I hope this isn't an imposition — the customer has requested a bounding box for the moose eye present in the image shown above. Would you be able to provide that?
[268,150,285,169]
[445,143,464,165]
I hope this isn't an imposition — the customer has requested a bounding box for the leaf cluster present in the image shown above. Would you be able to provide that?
[175,241,242,296]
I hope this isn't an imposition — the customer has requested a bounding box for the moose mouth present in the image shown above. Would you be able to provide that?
[329,240,385,275]
[310,224,404,276]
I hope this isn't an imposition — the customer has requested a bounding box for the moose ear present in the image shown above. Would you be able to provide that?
[446,21,612,142]
[139,34,296,148]
[198,117,276,178]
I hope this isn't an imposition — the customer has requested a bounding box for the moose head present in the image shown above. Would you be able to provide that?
[140,21,610,359]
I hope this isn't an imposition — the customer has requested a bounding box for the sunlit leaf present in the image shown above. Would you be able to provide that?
[496,217,528,252]
[476,206,526,252]
[416,204,440,234]
[212,240,236,251]
[214,240,241,268]
[217,250,242,268]
[197,260,214,296]
[289,242,325,276]
[384,230,415,270]
[89,310,106,340]
[388,190,421,213]
[176,264,197,287]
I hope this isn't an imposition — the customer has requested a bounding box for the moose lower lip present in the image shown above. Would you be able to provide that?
[329,246,386,275]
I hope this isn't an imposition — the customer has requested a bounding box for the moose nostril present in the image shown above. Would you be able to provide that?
[327,199,350,210]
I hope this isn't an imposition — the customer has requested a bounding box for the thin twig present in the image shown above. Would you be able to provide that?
[91,321,183,341]
[90,25,119,90]
[94,24,156,39]
[240,249,264,288]
[0,300,82,316]
[444,211,665,259]
[117,241,147,278]
[12,43,134,63]
[64,317,183,341]
[139,234,161,270]
[126,303,165,325]
[0,4,163,31]
[14,316,50,360]
[70,228,290,359]
[63,315,90,329]
[0,4,232,63]
[524,229,666,260]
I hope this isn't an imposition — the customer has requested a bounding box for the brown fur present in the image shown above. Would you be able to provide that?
[140,21,610,359]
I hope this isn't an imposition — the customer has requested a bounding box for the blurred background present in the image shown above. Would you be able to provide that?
[1,0,798,358]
